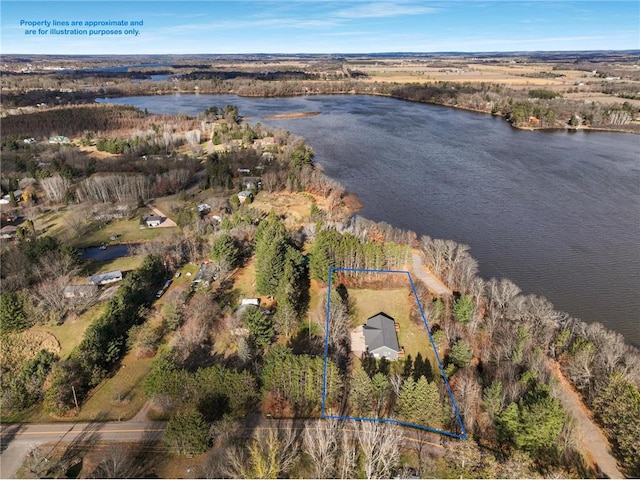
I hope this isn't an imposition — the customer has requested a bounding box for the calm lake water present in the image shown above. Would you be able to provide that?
[80,243,132,262]
[98,94,640,347]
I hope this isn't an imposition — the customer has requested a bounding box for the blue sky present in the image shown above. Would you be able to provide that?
[1,1,638,54]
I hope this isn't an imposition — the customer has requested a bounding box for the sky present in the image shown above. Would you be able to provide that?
[1,1,639,55]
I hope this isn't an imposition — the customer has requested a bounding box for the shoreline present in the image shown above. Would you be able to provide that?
[87,91,640,136]
[265,111,320,120]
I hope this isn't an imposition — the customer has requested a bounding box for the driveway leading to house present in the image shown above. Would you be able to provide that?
[146,204,177,228]
[350,325,366,356]
[411,252,451,297]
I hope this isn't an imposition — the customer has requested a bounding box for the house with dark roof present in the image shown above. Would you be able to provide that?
[363,312,401,361]
[191,263,217,289]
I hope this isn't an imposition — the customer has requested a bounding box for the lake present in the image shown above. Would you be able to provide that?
[98,94,640,347]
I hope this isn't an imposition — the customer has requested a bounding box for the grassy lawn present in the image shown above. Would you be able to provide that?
[34,207,68,237]
[84,254,146,276]
[347,287,434,361]
[233,259,256,300]
[33,303,107,359]
[152,197,181,223]
[72,215,168,248]
[77,352,154,421]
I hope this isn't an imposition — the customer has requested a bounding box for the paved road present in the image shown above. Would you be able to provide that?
[0,421,167,478]
[0,417,443,478]
[411,252,452,297]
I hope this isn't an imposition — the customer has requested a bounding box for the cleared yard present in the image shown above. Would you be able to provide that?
[347,287,431,359]
[72,215,168,248]
[77,352,154,421]
[33,303,107,359]
[233,259,257,299]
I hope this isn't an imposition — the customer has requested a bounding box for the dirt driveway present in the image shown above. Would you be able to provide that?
[146,204,177,228]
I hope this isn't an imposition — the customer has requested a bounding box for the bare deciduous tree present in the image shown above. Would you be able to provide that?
[303,418,339,478]
[223,427,299,479]
[355,420,400,479]
[337,429,358,480]
[40,175,71,204]
[92,444,138,478]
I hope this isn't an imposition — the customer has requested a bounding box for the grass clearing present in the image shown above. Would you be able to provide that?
[251,191,317,227]
[347,287,434,361]
[233,259,256,299]
[77,351,154,421]
[33,303,107,359]
[72,214,168,247]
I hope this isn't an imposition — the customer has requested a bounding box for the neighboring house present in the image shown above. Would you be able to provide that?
[241,177,262,191]
[192,263,217,288]
[253,137,275,149]
[260,152,275,162]
[197,203,211,214]
[49,135,70,144]
[93,204,132,221]
[363,312,401,361]
[63,285,98,299]
[1,190,23,204]
[237,190,253,204]
[89,270,123,285]
[23,137,37,144]
[144,215,163,227]
[0,225,18,239]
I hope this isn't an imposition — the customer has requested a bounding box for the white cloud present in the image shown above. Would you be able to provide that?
[334,1,437,19]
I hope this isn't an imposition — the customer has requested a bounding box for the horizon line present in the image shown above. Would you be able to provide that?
[3,49,640,57]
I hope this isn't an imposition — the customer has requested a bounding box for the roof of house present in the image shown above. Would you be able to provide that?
[89,270,123,284]
[193,263,216,283]
[144,215,163,223]
[237,190,252,198]
[363,312,400,354]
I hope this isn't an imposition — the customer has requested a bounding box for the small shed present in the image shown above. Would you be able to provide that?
[197,203,211,214]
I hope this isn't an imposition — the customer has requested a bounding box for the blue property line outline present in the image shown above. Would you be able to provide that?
[321,267,467,440]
